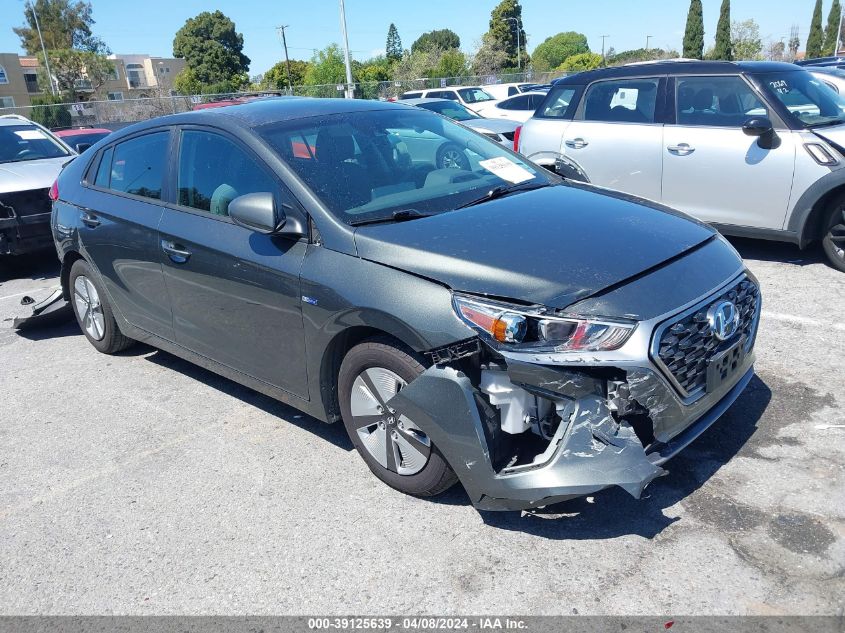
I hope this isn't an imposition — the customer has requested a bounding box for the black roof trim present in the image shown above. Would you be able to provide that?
[551,60,803,85]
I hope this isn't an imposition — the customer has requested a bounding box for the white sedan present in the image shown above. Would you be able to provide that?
[482,92,549,123]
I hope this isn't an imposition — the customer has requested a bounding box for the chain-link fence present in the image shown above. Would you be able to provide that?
[0,71,567,129]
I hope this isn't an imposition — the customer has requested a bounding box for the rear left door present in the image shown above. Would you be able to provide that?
[158,126,309,397]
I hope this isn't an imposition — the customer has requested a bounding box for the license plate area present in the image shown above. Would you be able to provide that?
[706,336,747,393]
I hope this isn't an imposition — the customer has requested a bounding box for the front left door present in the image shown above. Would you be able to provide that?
[158,127,309,398]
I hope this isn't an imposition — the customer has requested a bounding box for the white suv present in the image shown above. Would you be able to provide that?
[399,86,497,115]
[517,61,845,271]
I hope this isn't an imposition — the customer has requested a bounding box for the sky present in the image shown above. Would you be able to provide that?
[0,0,822,76]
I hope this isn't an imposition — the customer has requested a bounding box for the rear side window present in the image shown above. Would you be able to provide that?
[676,76,768,127]
[582,78,660,123]
[177,130,278,217]
[499,95,530,110]
[537,86,578,118]
[103,132,168,200]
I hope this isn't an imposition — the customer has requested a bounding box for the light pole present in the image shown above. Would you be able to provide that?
[338,0,355,98]
[505,16,522,71]
[836,5,844,57]
[645,35,654,54]
[25,0,56,95]
[600,35,609,65]
[276,25,293,95]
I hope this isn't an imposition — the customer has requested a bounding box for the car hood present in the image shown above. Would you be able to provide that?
[463,118,518,134]
[353,184,717,310]
[0,156,69,194]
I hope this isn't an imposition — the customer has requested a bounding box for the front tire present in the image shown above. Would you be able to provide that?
[821,203,845,273]
[436,142,470,170]
[338,338,458,497]
[69,259,134,354]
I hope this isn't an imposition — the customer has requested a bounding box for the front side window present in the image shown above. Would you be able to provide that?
[458,88,495,103]
[0,123,70,163]
[536,86,578,118]
[676,76,768,127]
[177,130,278,217]
[758,70,845,128]
[417,100,479,121]
[260,108,551,225]
[106,132,168,200]
[582,78,660,123]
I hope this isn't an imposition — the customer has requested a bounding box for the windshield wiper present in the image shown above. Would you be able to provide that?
[455,181,550,210]
[349,208,437,227]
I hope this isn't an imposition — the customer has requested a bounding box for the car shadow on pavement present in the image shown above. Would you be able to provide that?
[143,348,355,451]
[0,251,61,283]
[479,374,772,540]
[726,236,824,266]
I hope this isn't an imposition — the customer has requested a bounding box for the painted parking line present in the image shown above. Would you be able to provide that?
[0,286,58,302]
[761,311,845,332]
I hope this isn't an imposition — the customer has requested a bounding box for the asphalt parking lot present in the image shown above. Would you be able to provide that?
[0,238,843,616]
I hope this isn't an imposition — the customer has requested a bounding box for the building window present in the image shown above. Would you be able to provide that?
[0,96,15,108]
[108,66,119,81]
[0,64,8,85]
[108,92,124,101]
[24,72,39,93]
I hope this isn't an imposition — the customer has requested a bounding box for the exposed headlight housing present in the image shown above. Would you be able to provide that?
[452,294,636,353]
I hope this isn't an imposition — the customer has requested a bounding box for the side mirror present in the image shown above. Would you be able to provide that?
[229,192,306,237]
[742,117,774,137]
[75,142,92,153]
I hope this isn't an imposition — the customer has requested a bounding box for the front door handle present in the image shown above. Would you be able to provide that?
[80,211,101,228]
[161,239,192,264]
[668,143,696,156]
[565,137,589,149]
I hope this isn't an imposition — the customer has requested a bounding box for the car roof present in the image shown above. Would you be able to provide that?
[54,128,112,136]
[400,98,458,106]
[0,114,36,127]
[551,60,802,85]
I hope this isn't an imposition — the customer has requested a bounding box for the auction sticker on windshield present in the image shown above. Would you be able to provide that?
[478,157,534,184]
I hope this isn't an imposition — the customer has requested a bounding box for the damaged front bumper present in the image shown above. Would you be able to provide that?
[387,274,760,511]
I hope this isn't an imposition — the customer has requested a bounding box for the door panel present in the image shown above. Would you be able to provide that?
[78,132,174,339]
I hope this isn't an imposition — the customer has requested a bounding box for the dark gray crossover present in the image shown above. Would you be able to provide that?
[51,98,760,511]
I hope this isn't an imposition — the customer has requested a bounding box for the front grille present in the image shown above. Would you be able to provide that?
[0,188,51,220]
[654,278,760,399]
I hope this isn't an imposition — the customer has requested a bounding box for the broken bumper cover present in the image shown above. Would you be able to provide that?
[388,356,754,512]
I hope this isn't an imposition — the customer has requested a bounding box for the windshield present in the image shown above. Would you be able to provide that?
[458,88,495,103]
[759,70,845,127]
[259,108,551,225]
[416,100,479,121]
[0,124,71,163]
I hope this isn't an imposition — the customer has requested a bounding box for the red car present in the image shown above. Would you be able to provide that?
[53,127,112,153]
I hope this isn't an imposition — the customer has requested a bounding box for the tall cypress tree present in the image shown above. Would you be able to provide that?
[712,0,732,60]
[683,0,705,59]
[386,23,403,61]
[823,0,842,56]
[807,0,825,58]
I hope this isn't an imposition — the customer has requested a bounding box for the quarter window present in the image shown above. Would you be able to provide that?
[177,130,278,217]
[106,132,168,200]
[94,146,114,187]
[675,76,768,127]
[583,78,660,123]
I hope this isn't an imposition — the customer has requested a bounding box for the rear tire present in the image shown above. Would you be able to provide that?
[338,338,458,497]
[436,142,470,170]
[821,203,845,273]
[69,259,134,354]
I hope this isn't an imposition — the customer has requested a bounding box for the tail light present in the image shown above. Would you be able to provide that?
[48,179,59,202]
[513,125,521,152]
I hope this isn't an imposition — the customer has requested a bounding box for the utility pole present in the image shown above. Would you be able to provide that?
[28,1,56,96]
[338,0,355,99]
[505,17,522,71]
[836,5,844,57]
[276,25,293,94]
[600,35,609,65]
[645,35,653,53]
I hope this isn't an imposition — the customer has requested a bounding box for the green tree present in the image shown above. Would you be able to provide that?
[731,19,763,60]
[823,0,842,56]
[471,33,510,75]
[559,52,603,72]
[486,0,528,68]
[39,48,114,99]
[531,32,589,71]
[411,29,460,53]
[304,44,347,86]
[807,0,824,58]
[14,0,107,54]
[433,49,469,78]
[682,0,705,59]
[173,10,250,90]
[28,94,71,127]
[607,47,677,65]
[712,0,733,60]
[386,23,403,61]
[262,59,310,90]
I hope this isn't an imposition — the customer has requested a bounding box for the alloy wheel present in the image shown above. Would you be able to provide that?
[348,367,431,476]
[73,275,106,341]
[441,149,465,170]
[827,207,845,261]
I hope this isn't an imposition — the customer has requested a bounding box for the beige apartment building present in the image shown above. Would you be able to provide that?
[0,52,185,111]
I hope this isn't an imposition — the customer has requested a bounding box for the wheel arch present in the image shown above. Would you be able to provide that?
[60,250,86,301]
[788,172,845,248]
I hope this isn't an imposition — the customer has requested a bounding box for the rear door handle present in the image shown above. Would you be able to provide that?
[80,211,101,228]
[565,138,589,149]
[668,143,695,156]
[161,239,192,264]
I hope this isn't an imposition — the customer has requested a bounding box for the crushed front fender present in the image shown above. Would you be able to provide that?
[387,365,665,511]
